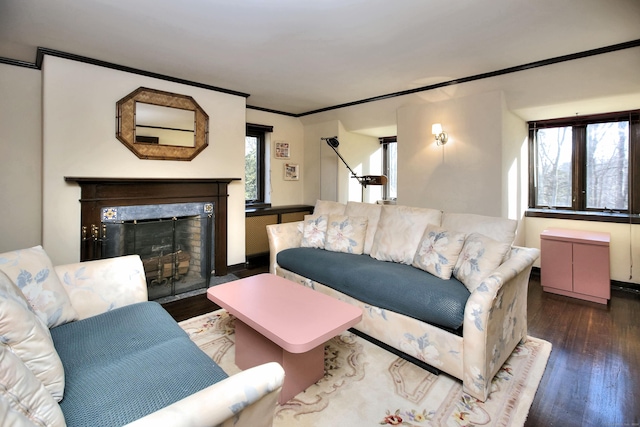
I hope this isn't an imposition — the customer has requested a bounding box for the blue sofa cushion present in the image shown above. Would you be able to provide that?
[277,247,470,330]
[50,301,228,427]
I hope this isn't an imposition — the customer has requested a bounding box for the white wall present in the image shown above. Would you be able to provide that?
[396,91,504,216]
[303,121,340,205]
[41,56,247,266]
[301,119,383,205]
[0,63,42,252]
[501,95,529,246]
[246,109,304,206]
[335,122,382,204]
[303,91,508,214]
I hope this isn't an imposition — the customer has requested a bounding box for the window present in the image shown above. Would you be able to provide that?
[245,123,272,206]
[529,110,639,217]
[586,122,629,210]
[381,136,397,201]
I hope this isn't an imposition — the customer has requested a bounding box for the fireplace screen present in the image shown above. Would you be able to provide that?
[100,202,214,300]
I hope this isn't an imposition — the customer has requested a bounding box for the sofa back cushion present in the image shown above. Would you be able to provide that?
[54,255,148,321]
[344,201,382,254]
[370,205,442,265]
[441,213,517,245]
[0,343,67,427]
[313,199,346,215]
[0,270,66,402]
[0,245,78,328]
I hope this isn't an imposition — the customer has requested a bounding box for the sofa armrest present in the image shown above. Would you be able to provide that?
[266,221,302,274]
[124,362,285,427]
[54,255,148,320]
[462,246,540,401]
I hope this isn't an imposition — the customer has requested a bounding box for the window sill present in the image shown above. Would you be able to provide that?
[245,204,313,216]
[525,208,640,224]
[245,202,271,210]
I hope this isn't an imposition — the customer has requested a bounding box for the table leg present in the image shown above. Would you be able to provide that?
[234,319,325,404]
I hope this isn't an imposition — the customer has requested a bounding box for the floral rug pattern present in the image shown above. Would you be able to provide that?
[180,310,551,427]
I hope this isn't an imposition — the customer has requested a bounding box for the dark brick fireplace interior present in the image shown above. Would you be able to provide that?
[101,202,213,300]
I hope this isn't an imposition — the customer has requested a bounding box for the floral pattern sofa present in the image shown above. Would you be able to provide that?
[267,200,540,402]
[0,246,284,427]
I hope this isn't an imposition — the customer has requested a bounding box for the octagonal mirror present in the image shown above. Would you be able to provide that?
[116,87,209,161]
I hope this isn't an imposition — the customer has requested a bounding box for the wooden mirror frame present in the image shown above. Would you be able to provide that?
[116,87,209,161]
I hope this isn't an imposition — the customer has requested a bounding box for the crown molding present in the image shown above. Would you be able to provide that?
[2,39,639,118]
[296,38,640,117]
[0,56,39,69]
[35,47,250,99]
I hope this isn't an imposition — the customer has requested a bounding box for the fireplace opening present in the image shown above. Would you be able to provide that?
[100,202,214,301]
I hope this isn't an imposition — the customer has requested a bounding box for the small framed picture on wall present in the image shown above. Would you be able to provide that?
[284,163,299,180]
[274,141,290,159]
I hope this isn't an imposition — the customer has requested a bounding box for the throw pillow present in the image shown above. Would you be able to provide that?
[453,232,511,292]
[370,205,442,265]
[0,245,78,328]
[344,201,382,255]
[0,344,67,427]
[0,270,65,402]
[300,214,328,249]
[413,225,466,280]
[324,215,368,254]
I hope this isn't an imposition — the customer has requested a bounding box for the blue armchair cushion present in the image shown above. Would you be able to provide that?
[50,301,228,427]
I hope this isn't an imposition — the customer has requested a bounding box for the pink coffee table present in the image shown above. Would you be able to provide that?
[207,273,362,404]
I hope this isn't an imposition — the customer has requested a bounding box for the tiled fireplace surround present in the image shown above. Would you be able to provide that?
[66,177,239,298]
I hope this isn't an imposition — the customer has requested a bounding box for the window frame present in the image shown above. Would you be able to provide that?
[380,136,397,201]
[527,110,640,223]
[245,123,271,207]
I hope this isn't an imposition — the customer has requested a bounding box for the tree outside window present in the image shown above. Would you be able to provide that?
[245,135,258,201]
[535,127,572,208]
[585,122,628,210]
[245,124,271,206]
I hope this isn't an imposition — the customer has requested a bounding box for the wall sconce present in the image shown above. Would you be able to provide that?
[432,123,448,146]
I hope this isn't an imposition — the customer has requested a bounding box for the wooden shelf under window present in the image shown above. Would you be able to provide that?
[245,205,313,259]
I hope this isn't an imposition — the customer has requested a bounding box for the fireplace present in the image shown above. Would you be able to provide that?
[100,202,214,300]
[66,177,239,299]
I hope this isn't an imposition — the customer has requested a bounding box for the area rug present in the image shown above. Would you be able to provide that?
[179,310,551,427]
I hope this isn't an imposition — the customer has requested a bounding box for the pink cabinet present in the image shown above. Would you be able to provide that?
[540,228,611,304]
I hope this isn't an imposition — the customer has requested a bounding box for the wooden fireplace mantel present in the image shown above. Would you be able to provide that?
[65,177,241,276]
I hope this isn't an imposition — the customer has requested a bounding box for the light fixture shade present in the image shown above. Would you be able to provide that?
[432,123,443,135]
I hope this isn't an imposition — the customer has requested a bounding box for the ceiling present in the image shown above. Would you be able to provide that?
[1,0,639,118]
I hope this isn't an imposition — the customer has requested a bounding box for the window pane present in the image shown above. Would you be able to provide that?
[245,136,258,201]
[536,127,572,207]
[586,122,629,210]
[388,143,397,199]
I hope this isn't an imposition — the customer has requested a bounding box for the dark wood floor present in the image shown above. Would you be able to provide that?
[525,274,640,427]
[162,266,268,322]
[162,267,640,427]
